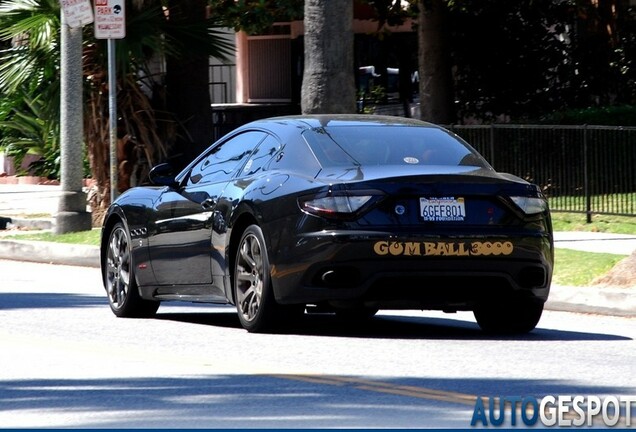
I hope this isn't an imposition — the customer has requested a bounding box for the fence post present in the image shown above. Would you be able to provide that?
[490,124,495,167]
[583,124,592,223]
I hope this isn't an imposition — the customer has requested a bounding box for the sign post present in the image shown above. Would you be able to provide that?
[94,0,125,202]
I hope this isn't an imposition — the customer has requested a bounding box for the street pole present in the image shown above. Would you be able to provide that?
[108,38,118,203]
[56,12,92,234]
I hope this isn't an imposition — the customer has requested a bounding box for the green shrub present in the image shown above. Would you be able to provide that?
[0,93,60,178]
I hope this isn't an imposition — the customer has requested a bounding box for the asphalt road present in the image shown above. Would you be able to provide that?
[1,259,635,428]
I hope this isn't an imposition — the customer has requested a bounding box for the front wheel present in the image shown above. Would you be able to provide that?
[104,222,159,318]
[473,298,544,334]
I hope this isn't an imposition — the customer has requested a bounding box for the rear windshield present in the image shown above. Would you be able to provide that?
[302,125,489,169]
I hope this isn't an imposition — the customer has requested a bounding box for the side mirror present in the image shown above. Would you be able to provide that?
[148,163,178,188]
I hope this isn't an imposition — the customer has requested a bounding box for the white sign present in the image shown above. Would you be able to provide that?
[94,0,126,39]
[60,0,94,28]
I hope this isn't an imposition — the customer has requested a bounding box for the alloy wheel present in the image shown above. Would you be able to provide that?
[105,226,131,310]
[235,232,264,323]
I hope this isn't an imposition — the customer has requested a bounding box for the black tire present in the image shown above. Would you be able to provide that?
[233,225,282,332]
[103,222,159,318]
[473,299,544,334]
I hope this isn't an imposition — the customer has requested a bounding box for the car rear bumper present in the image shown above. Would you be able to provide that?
[270,231,553,310]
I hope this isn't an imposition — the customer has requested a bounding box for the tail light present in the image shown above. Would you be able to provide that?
[298,190,381,220]
[510,196,549,215]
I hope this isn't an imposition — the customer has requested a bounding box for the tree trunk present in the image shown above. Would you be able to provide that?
[418,0,454,124]
[57,18,92,233]
[301,0,356,114]
[165,0,213,169]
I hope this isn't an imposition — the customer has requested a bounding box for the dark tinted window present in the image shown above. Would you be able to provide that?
[189,131,266,185]
[302,125,490,168]
[268,134,322,177]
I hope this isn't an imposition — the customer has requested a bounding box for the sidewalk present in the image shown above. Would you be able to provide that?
[554,231,636,255]
[0,183,635,317]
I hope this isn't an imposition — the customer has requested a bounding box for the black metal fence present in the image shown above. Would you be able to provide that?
[446,125,636,220]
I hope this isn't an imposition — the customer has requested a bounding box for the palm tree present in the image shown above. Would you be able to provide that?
[0,0,233,223]
[301,0,356,113]
[417,0,454,124]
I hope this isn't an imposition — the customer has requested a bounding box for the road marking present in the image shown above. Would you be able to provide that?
[271,375,632,427]
[271,374,479,406]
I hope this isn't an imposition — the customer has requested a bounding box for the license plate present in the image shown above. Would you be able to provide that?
[420,197,466,222]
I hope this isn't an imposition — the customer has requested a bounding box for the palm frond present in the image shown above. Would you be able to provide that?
[163,15,235,62]
[0,0,60,49]
[0,45,59,93]
[0,92,59,177]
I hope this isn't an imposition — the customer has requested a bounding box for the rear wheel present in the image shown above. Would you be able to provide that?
[473,298,544,334]
[234,225,295,332]
[104,222,159,318]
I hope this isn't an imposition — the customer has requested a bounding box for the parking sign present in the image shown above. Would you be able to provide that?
[94,0,126,39]
[60,0,94,28]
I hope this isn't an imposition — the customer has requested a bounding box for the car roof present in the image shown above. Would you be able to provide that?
[240,114,443,132]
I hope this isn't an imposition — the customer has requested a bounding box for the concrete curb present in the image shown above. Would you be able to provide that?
[546,284,636,318]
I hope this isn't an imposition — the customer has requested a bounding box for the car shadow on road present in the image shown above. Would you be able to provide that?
[0,292,107,310]
[154,307,631,342]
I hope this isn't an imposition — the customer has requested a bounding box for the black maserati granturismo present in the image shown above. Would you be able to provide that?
[100,114,553,333]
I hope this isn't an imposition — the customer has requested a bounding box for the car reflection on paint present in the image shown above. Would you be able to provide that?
[100,114,553,334]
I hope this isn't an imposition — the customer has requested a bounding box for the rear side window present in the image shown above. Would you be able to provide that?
[267,134,322,177]
[303,125,490,168]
